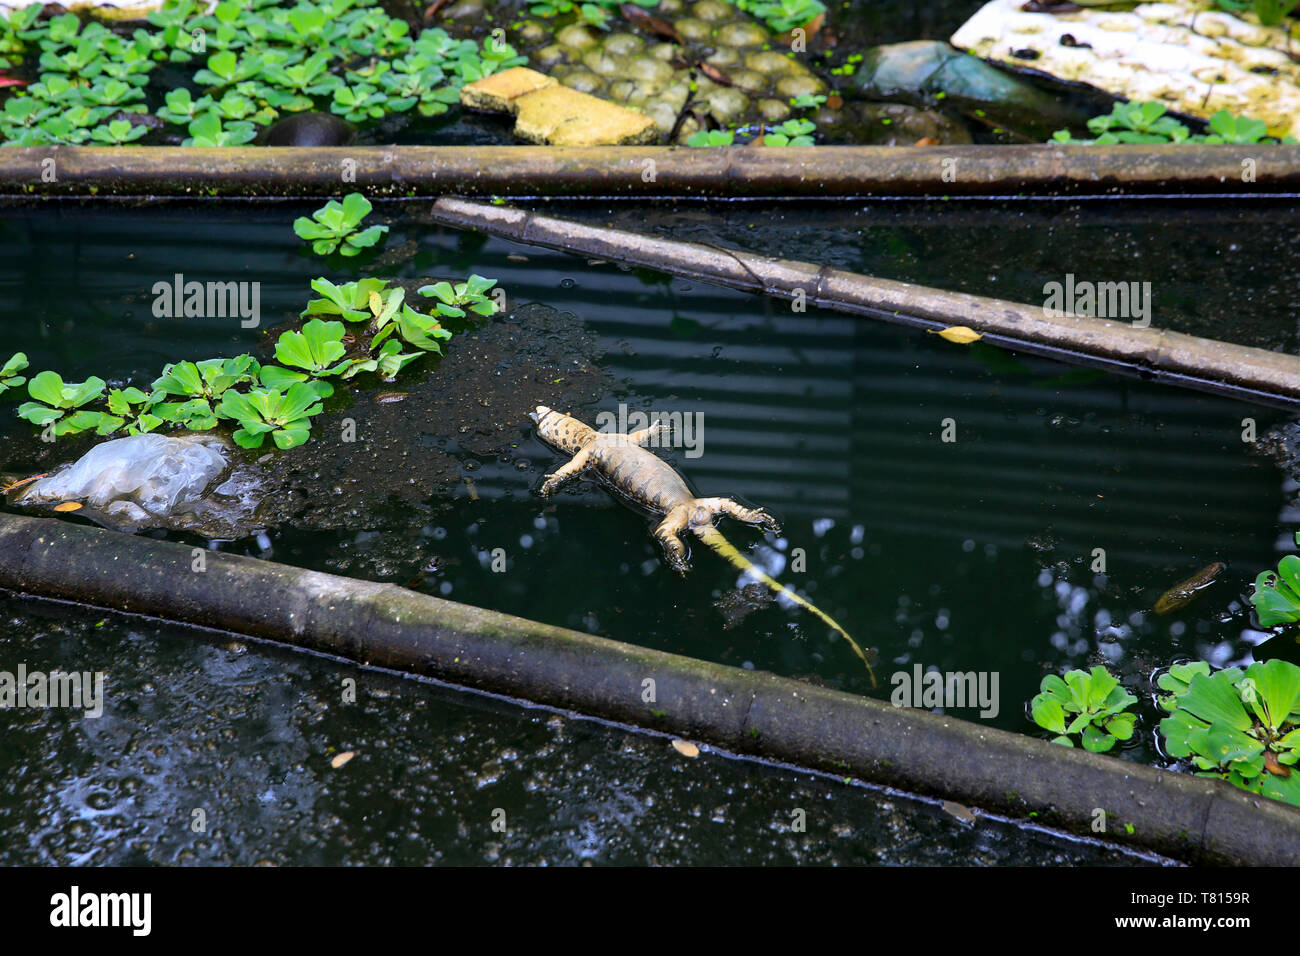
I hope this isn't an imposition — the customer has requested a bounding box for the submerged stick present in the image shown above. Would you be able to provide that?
[430,197,1300,409]
[0,511,1298,864]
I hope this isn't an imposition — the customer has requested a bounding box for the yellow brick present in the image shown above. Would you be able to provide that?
[460,67,556,112]
[512,85,658,146]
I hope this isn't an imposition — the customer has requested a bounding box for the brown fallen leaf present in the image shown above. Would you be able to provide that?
[53,502,82,512]
[929,325,982,344]
[826,93,843,110]
[942,800,976,824]
[331,751,355,768]
[913,136,940,147]
[620,3,683,43]
[422,0,453,21]
[374,391,407,404]
[697,61,734,87]
[671,739,700,758]
[1265,751,1291,777]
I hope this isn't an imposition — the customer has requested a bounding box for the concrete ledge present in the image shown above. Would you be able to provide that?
[0,145,1297,198]
[0,511,1297,865]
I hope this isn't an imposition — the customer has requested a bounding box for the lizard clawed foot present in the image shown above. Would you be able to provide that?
[538,474,562,497]
[754,509,782,535]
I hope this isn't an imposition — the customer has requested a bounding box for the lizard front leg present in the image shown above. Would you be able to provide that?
[538,446,594,497]
[654,504,692,574]
[690,497,781,534]
[625,419,671,448]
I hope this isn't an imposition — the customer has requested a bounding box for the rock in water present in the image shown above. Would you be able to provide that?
[259,112,356,147]
[14,434,230,529]
[851,40,1090,141]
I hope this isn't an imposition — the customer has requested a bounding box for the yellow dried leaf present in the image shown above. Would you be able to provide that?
[53,502,82,512]
[330,751,355,769]
[670,739,699,758]
[368,290,383,316]
[942,800,976,824]
[931,325,982,344]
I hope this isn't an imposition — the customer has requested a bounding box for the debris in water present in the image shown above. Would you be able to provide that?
[53,502,82,512]
[1154,562,1226,616]
[671,739,700,758]
[331,751,355,769]
[942,800,977,824]
[931,326,983,344]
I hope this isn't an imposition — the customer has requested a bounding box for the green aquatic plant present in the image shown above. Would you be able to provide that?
[16,371,108,436]
[183,111,258,146]
[150,355,260,430]
[91,118,149,145]
[8,269,496,449]
[735,0,825,33]
[293,193,389,257]
[1215,0,1295,26]
[0,0,524,147]
[99,387,165,436]
[156,89,215,125]
[1250,554,1300,627]
[0,352,27,397]
[686,128,736,147]
[1029,665,1138,752]
[1052,101,1296,145]
[1158,659,1300,806]
[418,274,499,319]
[215,381,325,450]
[301,276,391,322]
[272,318,354,379]
[761,117,815,146]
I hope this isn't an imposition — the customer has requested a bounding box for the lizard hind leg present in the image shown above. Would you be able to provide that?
[691,497,781,535]
[653,505,692,575]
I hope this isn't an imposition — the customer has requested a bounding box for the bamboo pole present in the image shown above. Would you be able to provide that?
[429,197,1300,409]
[0,511,1297,864]
[0,144,1297,197]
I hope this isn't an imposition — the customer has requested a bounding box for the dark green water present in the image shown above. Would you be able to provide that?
[1,198,1295,864]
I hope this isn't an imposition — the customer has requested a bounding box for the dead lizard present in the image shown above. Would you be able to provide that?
[530,406,876,684]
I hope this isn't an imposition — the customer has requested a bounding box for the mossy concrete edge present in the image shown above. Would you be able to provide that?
[0,145,1297,197]
[0,511,1297,865]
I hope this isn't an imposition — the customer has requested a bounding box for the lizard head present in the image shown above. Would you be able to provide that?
[530,405,596,454]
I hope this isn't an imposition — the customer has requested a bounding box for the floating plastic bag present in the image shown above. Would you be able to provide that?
[14,434,230,529]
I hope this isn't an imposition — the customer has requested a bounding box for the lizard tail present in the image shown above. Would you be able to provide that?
[695,524,877,687]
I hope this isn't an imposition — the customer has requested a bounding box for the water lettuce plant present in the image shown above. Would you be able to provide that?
[8,267,498,451]
[16,372,108,435]
[1250,555,1300,627]
[1157,659,1300,806]
[1052,101,1296,145]
[1030,665,1138,752]
[0,352,27,396]
[1214,0,1295,26]
[0,0,525,147]
[735,0,826,33]
[293,193,388,258]
[418,274,499,320]
[271,318,354,380]
[761,118,815,146]
[215,381,324,449]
